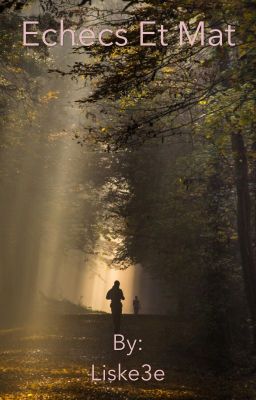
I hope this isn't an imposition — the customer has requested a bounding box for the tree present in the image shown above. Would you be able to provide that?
[61,0,256,348]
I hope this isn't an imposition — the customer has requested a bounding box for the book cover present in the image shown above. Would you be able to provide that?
[0,1,256,399]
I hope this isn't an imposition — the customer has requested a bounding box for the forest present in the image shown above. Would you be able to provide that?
[0,0,256,399]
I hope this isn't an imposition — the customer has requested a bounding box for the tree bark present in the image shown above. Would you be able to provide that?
[231,132,256,346]
[252,141,256,259]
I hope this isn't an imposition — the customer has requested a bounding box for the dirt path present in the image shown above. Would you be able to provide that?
[0,315,255,399]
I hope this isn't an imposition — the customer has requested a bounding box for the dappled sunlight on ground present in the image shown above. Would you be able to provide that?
[1,316,256,400]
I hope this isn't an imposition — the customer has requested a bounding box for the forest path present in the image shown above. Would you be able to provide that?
[0,314,255,399]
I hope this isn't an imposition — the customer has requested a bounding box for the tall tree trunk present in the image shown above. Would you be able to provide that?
[205,165,232,371]
[231,132,256,347]
[252,141,256,259]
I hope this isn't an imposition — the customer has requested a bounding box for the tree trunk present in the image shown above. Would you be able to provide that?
[252,141,256,259]
[231,132,256,347]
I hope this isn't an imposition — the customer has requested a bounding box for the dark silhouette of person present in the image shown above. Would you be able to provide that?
[106,280,125,333]
[133,296,140,315]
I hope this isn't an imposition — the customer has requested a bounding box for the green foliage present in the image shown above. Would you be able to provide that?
[0,13,52,144]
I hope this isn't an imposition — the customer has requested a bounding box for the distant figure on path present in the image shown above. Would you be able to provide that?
[106,280,125,333]
[133,296,140,315]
